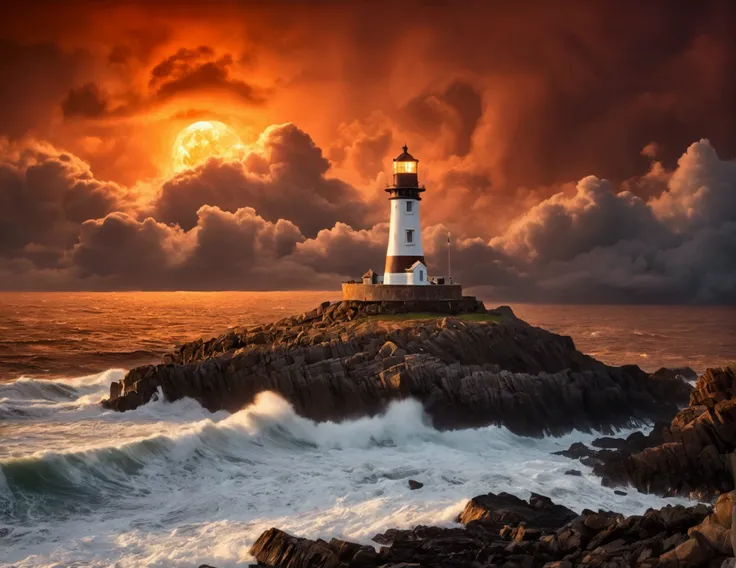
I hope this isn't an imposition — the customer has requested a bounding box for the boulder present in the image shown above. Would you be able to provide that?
[458,492,577,532]
[407,480,423,490]
[250,528,340,568]
[659,536,711,565]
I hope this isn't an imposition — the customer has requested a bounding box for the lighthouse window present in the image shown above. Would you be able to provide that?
[394,161,417,174]
[406,229,414,243]
[406,201,413,213]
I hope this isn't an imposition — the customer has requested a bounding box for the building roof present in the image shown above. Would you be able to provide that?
[405,260,426,272]
[362,269,377,278]
[393,144,418,163]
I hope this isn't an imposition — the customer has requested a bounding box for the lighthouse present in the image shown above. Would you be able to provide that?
[383,146,428,285]
[341,143,469,307]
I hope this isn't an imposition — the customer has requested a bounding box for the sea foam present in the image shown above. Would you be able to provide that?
[1,378,693,568]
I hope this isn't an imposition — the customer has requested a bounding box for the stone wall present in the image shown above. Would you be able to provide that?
[342,282,462,302]
[335,296,487,317]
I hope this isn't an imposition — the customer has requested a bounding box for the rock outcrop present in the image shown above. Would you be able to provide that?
[456,492,577,533]
[245,491,733,568]
[586,368,736,499]
[102,301,692,436]
[553,423,671,469]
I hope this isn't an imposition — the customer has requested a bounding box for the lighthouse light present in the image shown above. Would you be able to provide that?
[394,160,417,174]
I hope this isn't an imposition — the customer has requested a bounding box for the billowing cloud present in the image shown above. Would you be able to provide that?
[151,123,377,236]
[480,139,736,303]
[491,176,669,262]
[293,222,388,276]
[651,140,736,230]
[72,212,192,282]
[0,138,128,258]
[0,124,733,304]
[70,206,308,290]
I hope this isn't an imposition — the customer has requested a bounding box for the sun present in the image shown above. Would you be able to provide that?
[172,121,244,172]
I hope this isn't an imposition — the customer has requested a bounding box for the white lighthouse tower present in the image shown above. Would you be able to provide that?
[383,146,429,285]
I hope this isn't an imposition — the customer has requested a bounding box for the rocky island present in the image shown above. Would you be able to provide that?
[104,300,691,436]
[102,301,736,567]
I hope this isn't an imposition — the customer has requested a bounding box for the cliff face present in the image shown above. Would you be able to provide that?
[594,367,736,499]
[102,301,691,436]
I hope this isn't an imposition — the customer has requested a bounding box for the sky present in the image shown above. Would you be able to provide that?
[1,0,735,303]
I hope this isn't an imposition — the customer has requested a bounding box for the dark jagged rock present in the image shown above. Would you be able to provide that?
[593,367,736,498]
[246,492,730,568]
[250,528,378,568]
[102,302,692,436]
[407,480,423,490]
[554,442,596,461]
[554,423,671,471]
[457,492,577,533]
[250,528,339,567]
[591,436,629,450]
[652,367,698,383]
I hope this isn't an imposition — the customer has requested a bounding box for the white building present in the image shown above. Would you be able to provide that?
[383,146,429,285]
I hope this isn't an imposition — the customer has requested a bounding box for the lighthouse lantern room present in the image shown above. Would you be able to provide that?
[383,146,428,285]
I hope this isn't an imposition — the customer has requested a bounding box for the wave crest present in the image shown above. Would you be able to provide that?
[0,392,435,522]
[0,369,123,419]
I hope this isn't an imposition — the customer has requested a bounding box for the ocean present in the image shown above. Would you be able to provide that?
[1,292,735,567]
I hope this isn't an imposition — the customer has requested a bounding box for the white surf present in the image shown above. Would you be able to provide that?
[0,370,692,568]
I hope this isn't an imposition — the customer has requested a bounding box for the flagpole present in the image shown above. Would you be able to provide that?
[447,232,452,284]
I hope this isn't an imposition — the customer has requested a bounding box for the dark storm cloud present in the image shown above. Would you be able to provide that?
[149,46,263,103]
[0,40,89,137]
[0,127,734,303]
[315,0,736,233]
[0,139,126,257]
[491,177,670,263]
[69,206,330,290]
[292,223,388,276]
[2,1,735,192]
[527,223,736,304]
[72,212,187,282]
[484,140,736,303]
[399,81,483,158]
[149,46,215,83]
[62,83,109,118]
[152,123,376,236]
[59,45,264,122]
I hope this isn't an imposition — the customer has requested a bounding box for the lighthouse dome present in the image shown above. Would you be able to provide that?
[393,145,418,163]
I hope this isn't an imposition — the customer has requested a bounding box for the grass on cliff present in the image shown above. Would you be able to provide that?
[365,312,503,323]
